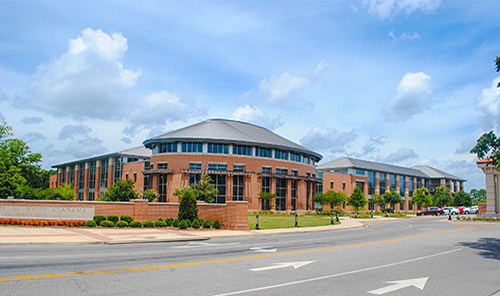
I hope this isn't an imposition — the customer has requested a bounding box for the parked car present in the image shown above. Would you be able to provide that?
[417,207,445,216]
[442,207,460,215]
[458,207,474,214]
[470,206,479,214]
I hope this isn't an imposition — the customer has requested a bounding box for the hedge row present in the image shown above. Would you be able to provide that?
[89,215,222,229]
[0,218,86,227]
[456,216,500,221]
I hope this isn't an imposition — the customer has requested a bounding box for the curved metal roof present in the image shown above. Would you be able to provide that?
[143,119,322,161]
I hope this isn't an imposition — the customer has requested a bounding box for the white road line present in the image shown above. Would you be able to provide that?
[214,248,461,296]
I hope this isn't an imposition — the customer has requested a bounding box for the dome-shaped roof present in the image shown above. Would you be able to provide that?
[143,119,322,161]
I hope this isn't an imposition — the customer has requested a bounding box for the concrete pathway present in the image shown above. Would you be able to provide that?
[0,217,367,246]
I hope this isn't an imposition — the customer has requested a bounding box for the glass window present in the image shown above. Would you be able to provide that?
[355,169,365,175]
[257,148,272,158]
[182,142,203,153]
[276,178,286,211]
[208,164,227,171]
[69,166,75,187]
[158,163,168,169]
[400,175,405,196]
[88,161,96,201]
[274,150,288,160]
[291,179,297,211]
[78,164,84,200]
[356,181,364,193]
[417,178,422,189]
[408,177,414,197]
[262,167,272,173]
[207,143,229,154]
[100,159,108,189]
[189,163,202,170]
[233,165,245,171]
[290,153,301,162]
[210,174,226,203]
[159,174,167,202]
[61,167,66,184]
[291,170,298,176]
[379,173,386,195]
[159,143,178,153]
[390,174,396,191]
[261,176,270,210]
[114,157,122,185]
[368,171,375,195]
[233,175,244,201]
[276,168,287,175]
[302,156,310,165]
[232,145,252,156]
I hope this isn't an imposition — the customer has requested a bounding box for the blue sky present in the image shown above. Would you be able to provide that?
[1,0,499,190]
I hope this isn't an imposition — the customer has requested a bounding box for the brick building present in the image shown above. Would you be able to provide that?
[50,119,466,212]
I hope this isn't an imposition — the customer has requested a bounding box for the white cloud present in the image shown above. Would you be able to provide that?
[231,105,284,130]
[389,30,421,42]
[20,117,44,125]
[382,72,437,121]
[65,137,107,159]
[384,147,418,163]
[58,124,92,140]
[120,137,132,145]
[300,126,358,155]
[16,28,141,120]
[476,76,500,130]
[0,112,4,121]
[22,132,47,143]
[313,59,329,75]
[129,90,206,126]
[364,0,441,19]
[259,72,309,104]
[456,129,484,155]
[361,132,387,155]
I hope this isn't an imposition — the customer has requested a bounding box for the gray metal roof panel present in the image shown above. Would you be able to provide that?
[143,119,322,160]
[412,165,466,181]
[52,146,151,168]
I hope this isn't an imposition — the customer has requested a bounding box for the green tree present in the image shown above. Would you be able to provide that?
[142,189,159,202]
[410,188,432,208]
[433,186,453,207]
[382,190,403,209]
[177,187,199,222]
[453,190,473,207]
[258,192,276,211]
[347,187,367,216]
[369,194,385,210]
[471,130,500,168]
[313,190,347,212]
[496,56,500,87]
[470,188,486,202]
[194,174,218,203]
[100,179,138,201]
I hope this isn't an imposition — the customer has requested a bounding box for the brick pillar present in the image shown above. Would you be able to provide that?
[84,162,89,201]
[227,174,233,202]
[375,172,380,195]
[57,168,62,188]
[108,157,114,187]
[460,181,464,192]
[65,166,71,185]
[226,201,249,230]
[74,167,80,200]
[95,160,101,200]
[286,179,292,211]
[132,199,149,221]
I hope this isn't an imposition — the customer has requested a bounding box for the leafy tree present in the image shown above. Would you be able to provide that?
[433,186,453,207]
[369,194,385,209]
[142,189,159,202]
[496,55,500,87]
[347,187,367,216]
[470,188,486,202]
[100,179,138,201]
[471,130,500,168]
[313,190,347,212]
[177,187,199,222]
[194,174,218,203]
[453,191,473,207]
[258,192,276,211]
[0,166,26,198]
[382,190,403,209]
[410,188,432,208]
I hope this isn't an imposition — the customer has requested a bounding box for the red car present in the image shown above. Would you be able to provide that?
[417,207,445,216]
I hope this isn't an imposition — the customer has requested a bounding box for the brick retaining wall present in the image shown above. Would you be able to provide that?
[0,199,249,230]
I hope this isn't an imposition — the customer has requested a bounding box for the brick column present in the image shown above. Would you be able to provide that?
[74,166,80,200]
[405,176,410,210]
[108,157,114,187]
[57,168,62,188]
[286,179,292,211]
[84,162,89,201]
[227,175,233,202]
[375,172,380,195]
[65,166,71,185]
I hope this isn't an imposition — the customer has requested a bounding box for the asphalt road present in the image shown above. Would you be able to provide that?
[1,217,499,296]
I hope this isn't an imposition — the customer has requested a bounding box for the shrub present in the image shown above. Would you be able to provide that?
[172,219,179,228]
[381,208,394,214]
[107,215,119,224]
[178,220,188,229]
[130,221,143,228]
[100,220,115,227]
[116,220,129,228]
[177,188,199,222]
[191,219,201,229]
[155,220,167,227]
[120,215,133,224]
[198,218,204,225]
[93,215,106,226]
[213,220,221,229]
[157,218,164,222]
[203,219,212,229]
[165,218,173,226]
[143,220,154,228]
[185,219,192,227]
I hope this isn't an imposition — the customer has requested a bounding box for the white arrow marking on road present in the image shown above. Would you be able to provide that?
[250,261,316,272]
[249,246,277,253]
[368,277,429,295]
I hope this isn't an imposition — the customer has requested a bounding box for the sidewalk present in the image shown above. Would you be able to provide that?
[0,217,366,246]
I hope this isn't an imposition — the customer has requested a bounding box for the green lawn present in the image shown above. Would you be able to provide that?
[248,214,339,230]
